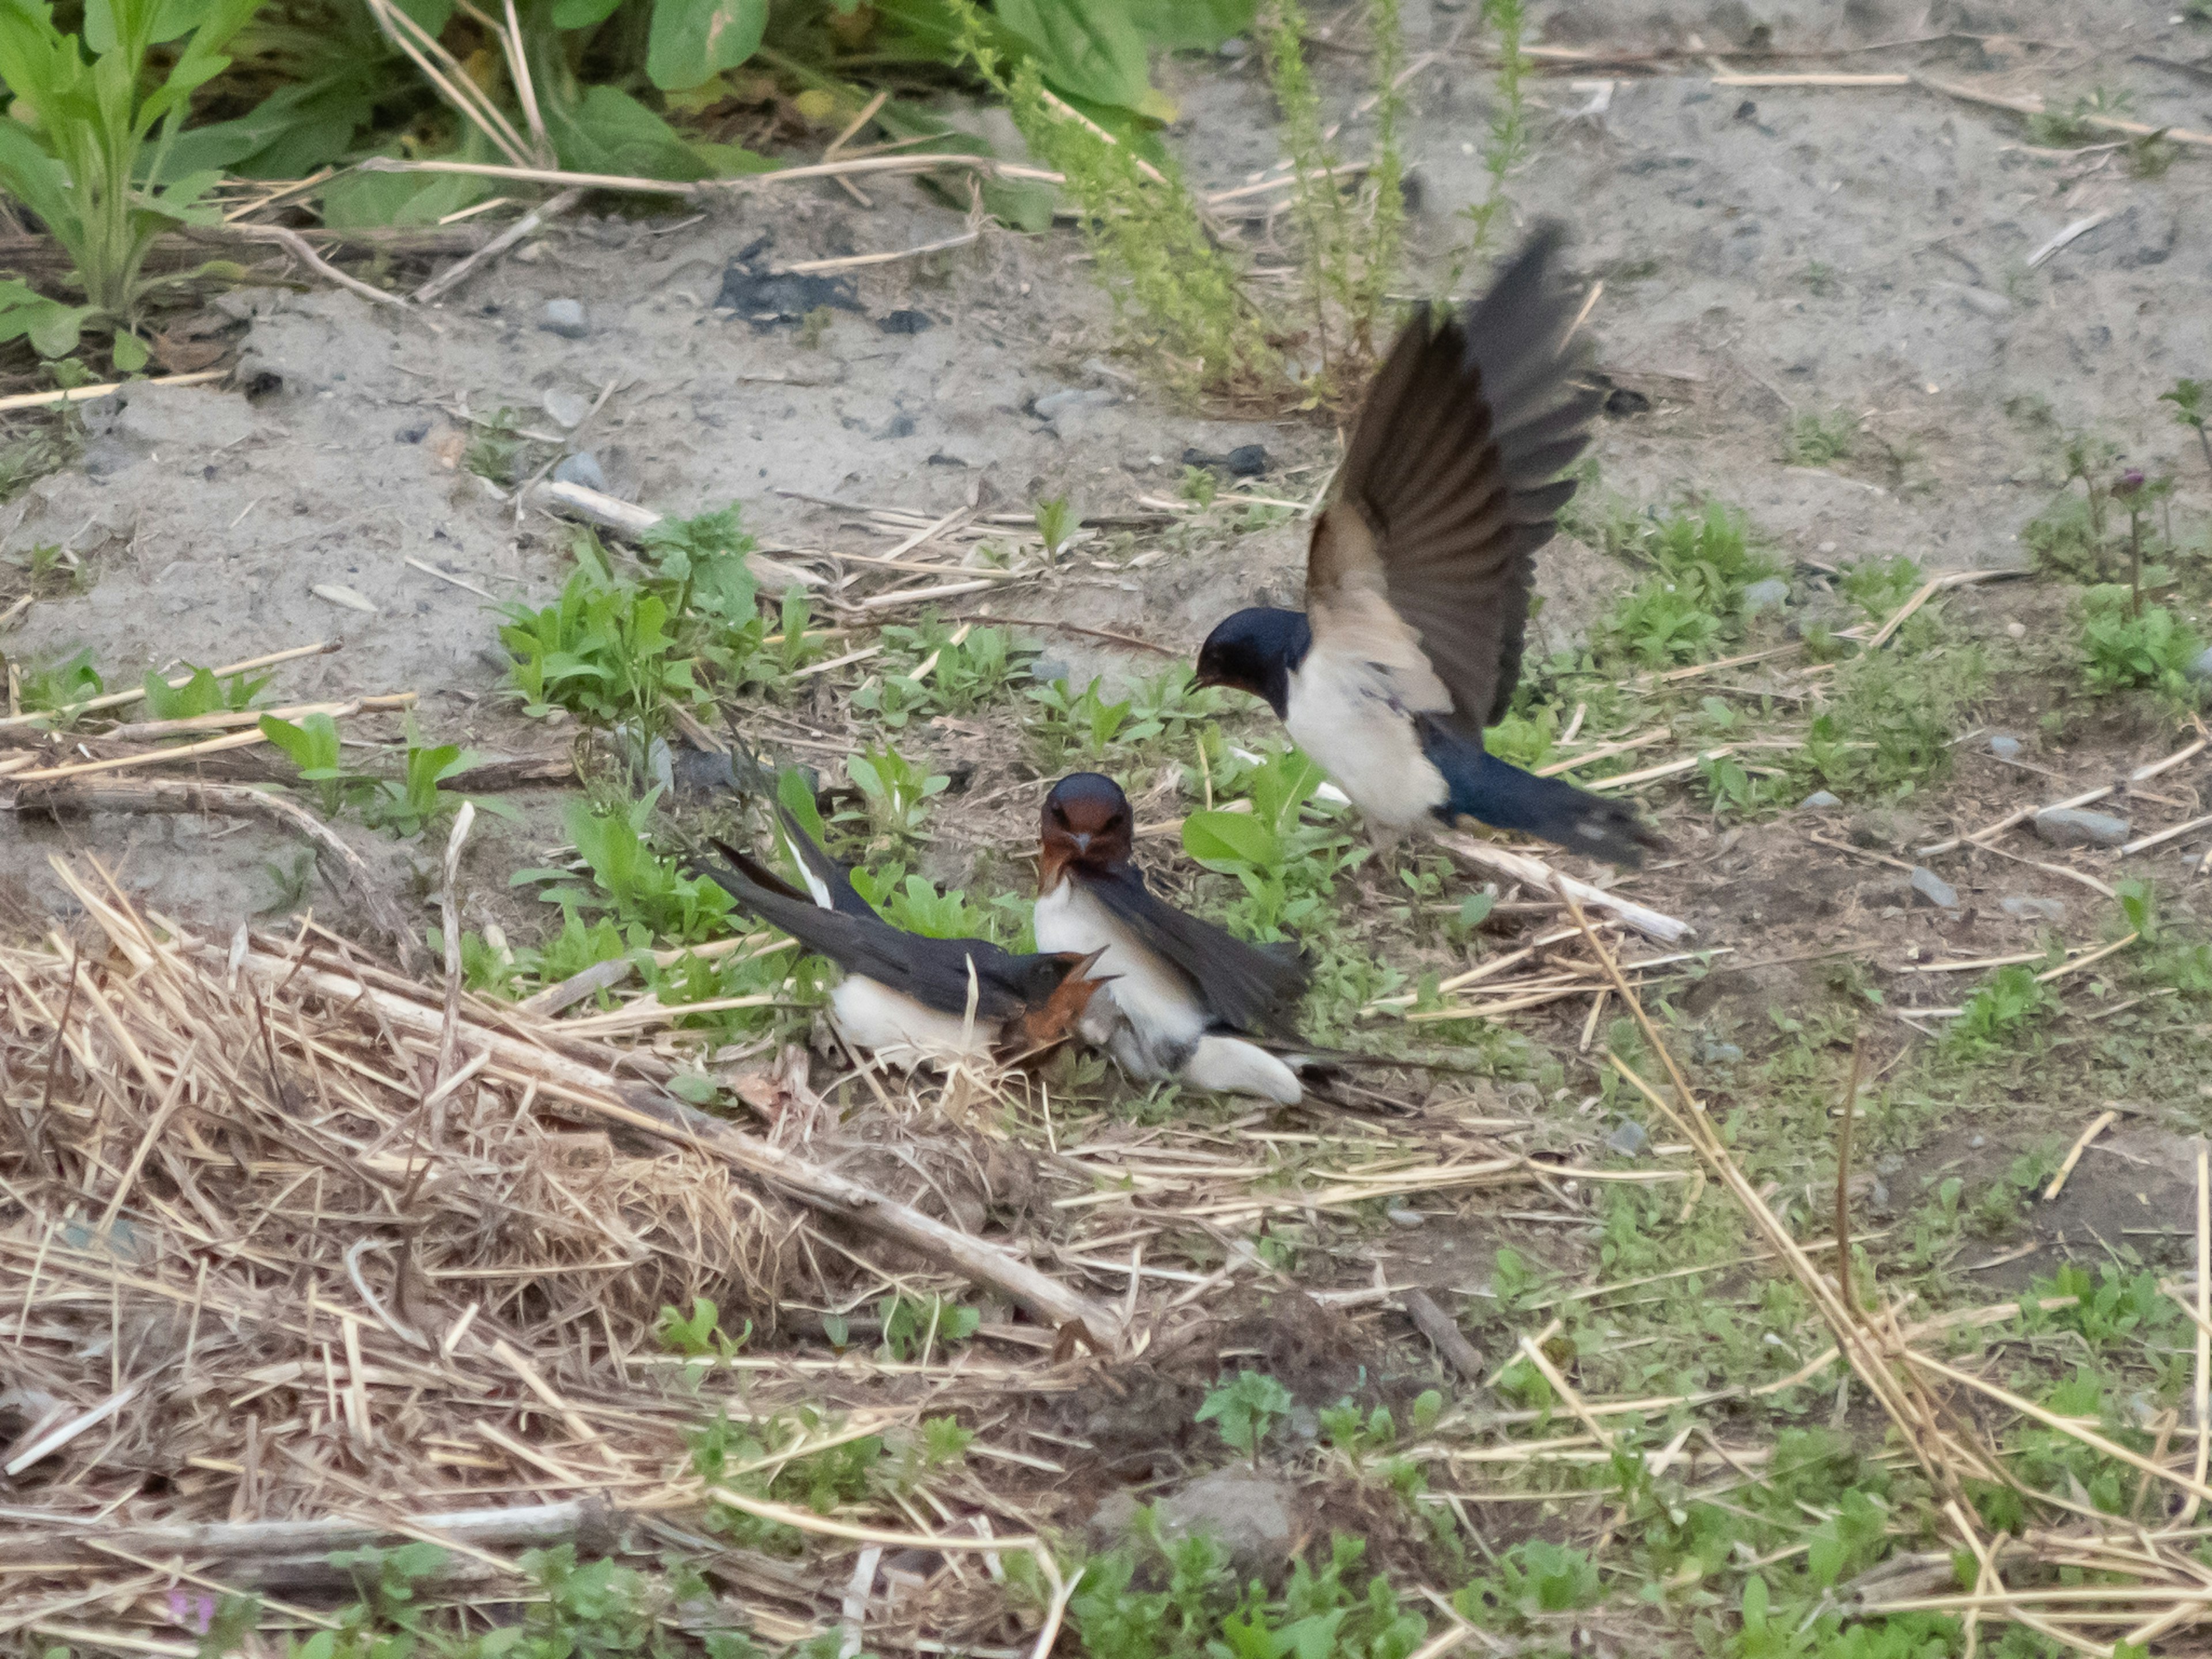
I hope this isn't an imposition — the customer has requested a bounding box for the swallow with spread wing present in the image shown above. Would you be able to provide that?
[1033,771,1331,1105]
[691,806,1108,1070]
[1194,222,1661,866]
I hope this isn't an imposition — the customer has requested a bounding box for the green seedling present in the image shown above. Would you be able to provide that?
[877,1293,979,1362]
[654,1295,751,1360]
[259,710,354,817]
[1783,407,1858,467]
[0,0,259,367]
[2162,378,2212,480]
[139,662,268,722]
[498,565,702,730]
[361,719,483,839]
[518,793,733,945]
[1033,494,1075,566]
[1942,964,2056,1061]
[1195,1369,1293,1466]
[1026,675,1142,766]
[2080,586,2203,700]
[10,646,103,716]
[1182,743,1350,937]
[842,744,948,846]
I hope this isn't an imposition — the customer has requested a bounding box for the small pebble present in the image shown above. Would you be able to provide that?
[1385,1206,1425,1228]
[395,422,429,444]
[877,309,934,335]
[553,450,607,492]
[1033,386,1116,421]
[1218,34,1249,56]
[1800,790,1843,810]
[1909,866,1960,910]
[1224,444,1270,476]
[543,388,592,427]
[1987,734,2022,760]
[1742,577,1791,615]
[1968,1133,1986,1149]
[2033,806,2131,849]
[540,298,588,339]
[2000,895,2067,923]
[2006,621,2027,639]
[1606,1120,1650,1157]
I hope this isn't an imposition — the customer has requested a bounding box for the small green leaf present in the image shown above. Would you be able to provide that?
[644,0,768,89]
[1182,809,1279,870]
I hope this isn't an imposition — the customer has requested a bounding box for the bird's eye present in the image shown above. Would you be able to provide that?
[1051,805,1069,826]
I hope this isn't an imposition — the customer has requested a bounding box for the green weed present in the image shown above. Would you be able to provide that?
[499,564,703,730]
[655,1294,751,1361]
[0,0,259,367]
[1456,0,1529,277]
[878,1292,979,1362]
[1196,1369,1293,1465]
[1597,502,1780,669]
[259,710,355,817]
[520,793,734,945]
[1033,494,1075,565]
[840,743,948,847]
[1783,407,1859,467]
[2079,586,2203,700]
[1942,964,2056,1061]
[2163,378,2212,480]
[140,662,268,720]
[2026,86,2131,147]
[1181,743,1354,938]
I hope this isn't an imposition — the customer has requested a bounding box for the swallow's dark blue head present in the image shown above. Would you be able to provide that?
[1040,771,1133,889]
[1194,607,1311,718]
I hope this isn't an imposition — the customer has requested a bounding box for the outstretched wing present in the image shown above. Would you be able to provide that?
[1079,865,1308,1036]
[1306,221,1601,739]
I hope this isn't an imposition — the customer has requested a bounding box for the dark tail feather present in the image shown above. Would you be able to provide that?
[1423,726,1665,868]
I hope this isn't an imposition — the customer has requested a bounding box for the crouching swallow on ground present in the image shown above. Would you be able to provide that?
[1193,222,1661,867]
[1033,771,1325,1106]
[691,807,1108,1071]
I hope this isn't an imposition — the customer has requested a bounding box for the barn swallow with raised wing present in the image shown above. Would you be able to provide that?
[1193,223,1661,867]
[1032,772,1327,1105]
[691,808,1109,1070]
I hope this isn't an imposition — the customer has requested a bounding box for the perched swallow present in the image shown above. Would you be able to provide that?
[691,808,1108,1070]
[1033,772,1321,1105]
[1194,223,1661,866]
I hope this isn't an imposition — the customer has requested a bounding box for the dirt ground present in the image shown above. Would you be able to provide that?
[5,2,2212,1649]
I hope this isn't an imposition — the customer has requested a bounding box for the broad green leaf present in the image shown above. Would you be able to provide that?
[548,84,713,182]
[1181,809,1278,870]
[1126,0,1253,50]
[644,0,767,90]
[996,0,1150,111]
[552,0,623,25]
[0,280,94,359]
[109,329,147,372]
[320,161,487,228]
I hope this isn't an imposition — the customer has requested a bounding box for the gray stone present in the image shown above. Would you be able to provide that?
[114,382,258,449]
[1029,657,1070,683]
[2001,895,2067,923]
[1741,576,1791,615]
[1218,34,1249,57]
[1385,1205,1425,1228]
[1955,286,2013,319]
[2186,646,2212,685]
[1089,1468,1298,1580]
[543,388,592,428]
[1699,1040,1744,1064]
[540,298,589,338]
[1033,386,1118,421]
[1987,734,2023,760]
[553,451,607,492]
[1800,790,1842,810]
[1605,1119,1650,1157]
[2033,806,2130,849]
[81,438,139,480]
[1909,866,1959,910]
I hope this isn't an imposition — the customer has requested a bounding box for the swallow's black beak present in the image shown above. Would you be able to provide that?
[1192,669,1222,690]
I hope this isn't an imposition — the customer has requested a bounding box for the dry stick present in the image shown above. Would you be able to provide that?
[358,151,1061,197]
[415,187,585,304]
[433,802,476,1113]
[1440,831,1690,944]
[2042,1109,2118,1202]
[1401,1287,1486,1383]
[2190,1138,2211,1527]
[8,1499,630,1562]
[1919,736,2208,857]
[5,709,357,782]
[0,370,223,416]
[13,781,423,971]
[1712,71,1911,85]
[1557,878,1963,1496]
[2121,810,2212,857]
[191,933,1124,1346]
[1915,71,2212,150]
[0,639,336,729]
[103,695,412,741]
[1835,1029,1866,1315]
[217,225,412,312]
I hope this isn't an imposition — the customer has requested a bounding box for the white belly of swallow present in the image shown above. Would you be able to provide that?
[1285,656,1448,830]
[830,976,991,1067]
[1034,878,1206,1075]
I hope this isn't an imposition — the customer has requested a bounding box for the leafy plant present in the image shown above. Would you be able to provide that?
[360,717,478,838]
[521,792,734,944]
[10,646,104,715]
[878,1292,979,1362]
[2162,378,2212,480]
[1033,494,1075,565]
[499,563,703,729]
[1455,1540,1602,1627]
[1196,1369,1294,1465]
[1942,964,2056,1060]
[0,0,259,365]
[1181,743,1351,937]
[1456,0,1528,274]
[140,663,268,721]
[1597,502,1779,669]
[655,1294,751,1359]
[2080,586,2203,699]
[1783,407,1859,467]
[1027,675,1143,766]
[259,710,354,816]
[841,743,948,846]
